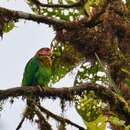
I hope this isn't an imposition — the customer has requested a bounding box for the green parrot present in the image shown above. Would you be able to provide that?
[22,47,52,86]
[22,47,52,105]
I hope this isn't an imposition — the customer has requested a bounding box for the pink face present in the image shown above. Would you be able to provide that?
[36,48,52,57]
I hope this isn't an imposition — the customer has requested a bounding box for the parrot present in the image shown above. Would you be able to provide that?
[22,47,52,106]
[22,47,52,87]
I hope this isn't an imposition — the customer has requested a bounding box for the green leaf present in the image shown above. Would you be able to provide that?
[125,125,130,130]
[109,116,125,127]
[126,0,130,9]
[3,22,15,33]
[121,67,130,74]
[84,115,106,130]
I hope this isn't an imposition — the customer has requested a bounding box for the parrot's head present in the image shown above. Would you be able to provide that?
[36,48,52,58]
[35,48,52,67]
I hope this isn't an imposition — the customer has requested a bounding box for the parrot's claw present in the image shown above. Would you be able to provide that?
[38,85,43,92]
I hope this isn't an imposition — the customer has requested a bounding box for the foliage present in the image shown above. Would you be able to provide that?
[74,62,107,85]
[121,67,130,87]
[75,92,102,122]
[83,0,105,19]
[109,116,126,127]
[84,114,106,130]
[50,39,83,83]
[126,0,130,9]
[125,79,130,88]
[27,0,84,21]
[0,16,16,36]
[3,22,15,33]
[108,116,130,130]
[74,62,109,128]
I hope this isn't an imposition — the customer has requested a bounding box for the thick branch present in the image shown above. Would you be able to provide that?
[0,83,107,100]
[0,83,130,124]
[0,6,67,28]
[0,6,104,29]
[31,0,81,8]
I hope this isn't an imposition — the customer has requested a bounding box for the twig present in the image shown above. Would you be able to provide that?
[16,116,26,130]
[34,105,53,130]
[37,105,86,130]
[95,53,121,94]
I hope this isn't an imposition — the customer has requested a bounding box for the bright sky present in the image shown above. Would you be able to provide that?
[0,1,84,130]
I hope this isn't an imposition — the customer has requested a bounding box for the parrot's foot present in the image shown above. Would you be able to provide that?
[38,85,43,92]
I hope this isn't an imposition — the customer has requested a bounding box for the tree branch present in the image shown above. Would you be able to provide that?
[0,83,130,124]
[16,116,25,130]
[0,6,67,28]
[37,105,86,130]
[0,6,103,30]
[34,106,53,130]
[31,0,81,8]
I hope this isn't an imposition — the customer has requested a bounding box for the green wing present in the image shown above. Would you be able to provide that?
[35,66,51,87]
[22,57,39,86]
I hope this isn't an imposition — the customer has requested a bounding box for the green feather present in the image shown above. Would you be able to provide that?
[22,56,51,87]
[22,57,39,86]
[35,66,51,86]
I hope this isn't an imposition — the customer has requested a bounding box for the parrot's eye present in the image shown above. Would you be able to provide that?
[39,54,44,57]
[44,48,50,51]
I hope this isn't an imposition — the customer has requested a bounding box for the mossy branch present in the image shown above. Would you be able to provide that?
[0,6,105,29]
[35,108,53,130]
[37,105,86,130]
[0,83,130,124]
[0,6,67,28]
